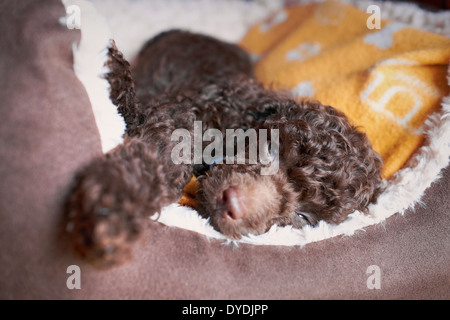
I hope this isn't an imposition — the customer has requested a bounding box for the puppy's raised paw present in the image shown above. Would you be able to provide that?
[66,169,144,268]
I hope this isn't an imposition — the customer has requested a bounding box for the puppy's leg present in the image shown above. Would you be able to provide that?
[67,42,193,267]
[67,136,191,267]
[104,41,142,136]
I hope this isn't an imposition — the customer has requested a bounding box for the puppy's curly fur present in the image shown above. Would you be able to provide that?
[67,30,383,267]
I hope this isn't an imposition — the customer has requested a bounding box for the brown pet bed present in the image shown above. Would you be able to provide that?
[0,0,449,299]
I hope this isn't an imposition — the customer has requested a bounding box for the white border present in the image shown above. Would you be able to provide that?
[61,0,125,153]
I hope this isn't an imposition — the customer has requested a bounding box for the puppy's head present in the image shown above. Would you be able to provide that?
[195,163,309,239]
[194,99,384,239]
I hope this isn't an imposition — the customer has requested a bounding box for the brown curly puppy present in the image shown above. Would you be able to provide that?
[67,30,383,267]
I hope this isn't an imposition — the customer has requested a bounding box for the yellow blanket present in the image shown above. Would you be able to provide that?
[240,0,450,179]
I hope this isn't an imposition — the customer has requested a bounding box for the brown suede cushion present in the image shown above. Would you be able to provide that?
[0,0,103,298]
[0,0,448,300]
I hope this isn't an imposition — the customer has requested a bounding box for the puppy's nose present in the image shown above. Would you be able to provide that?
[222,187,246,220]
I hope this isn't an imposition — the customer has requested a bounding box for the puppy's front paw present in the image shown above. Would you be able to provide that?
[65,138,188,267]
[67,170,143,268]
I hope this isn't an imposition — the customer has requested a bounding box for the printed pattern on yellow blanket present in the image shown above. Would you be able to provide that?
[240,0,450,179]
